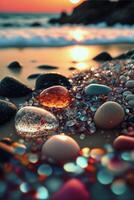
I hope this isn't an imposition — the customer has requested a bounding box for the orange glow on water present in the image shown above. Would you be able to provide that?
[70,46,90,62]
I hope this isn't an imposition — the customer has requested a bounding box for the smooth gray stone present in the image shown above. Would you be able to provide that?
[125,94,134,101]
[126,80,134,88]
[128,100,134,107]
[85,84,112,96]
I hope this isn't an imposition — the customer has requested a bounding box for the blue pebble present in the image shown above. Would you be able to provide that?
[85,84,112,96]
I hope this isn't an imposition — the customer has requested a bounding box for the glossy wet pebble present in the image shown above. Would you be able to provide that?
[52,179,90,200]
[113,135,134,151]
[94,101,125,129]
[7,61,22,70]
[93,52,112,61]
[126,80,134,88]
[128,100,134,108]
[125,94,134,101]
[0,100,17,125]
[123,91,132,97]
[85,84,111,96]
[37,86,71,108]
[0,77,32,97]
[35,73,72,90]
[15,106,59,138]
[42,135,80,162]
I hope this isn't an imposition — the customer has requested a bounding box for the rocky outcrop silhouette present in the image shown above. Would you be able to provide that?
[49,0,134,26]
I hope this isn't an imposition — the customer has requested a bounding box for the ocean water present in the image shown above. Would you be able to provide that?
[0,13,134,47]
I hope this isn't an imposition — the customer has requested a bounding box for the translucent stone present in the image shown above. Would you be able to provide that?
[37,85,71,108]
[15,106,59,138]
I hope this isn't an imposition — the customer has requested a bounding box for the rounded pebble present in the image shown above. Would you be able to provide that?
[37,86,71,108]
[85,84,111,96]
[113,135,134,151]
[7,61,22,70]
[125,94,134,101]
[42,135,80,162]
[128,100,134,107]
[35,73,72,90]
[94,101,125,129]
[126,80,134,88]
[15,106,59,138]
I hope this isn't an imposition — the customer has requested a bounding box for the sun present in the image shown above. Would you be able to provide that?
[69,0,81,4]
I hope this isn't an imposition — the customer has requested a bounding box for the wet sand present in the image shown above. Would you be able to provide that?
[0,44,134,88]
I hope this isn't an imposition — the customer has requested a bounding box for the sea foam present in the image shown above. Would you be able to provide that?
[0,25,134,47]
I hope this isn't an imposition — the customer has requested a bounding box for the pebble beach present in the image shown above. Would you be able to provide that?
[1,2,134,198]
[0,47,134,199]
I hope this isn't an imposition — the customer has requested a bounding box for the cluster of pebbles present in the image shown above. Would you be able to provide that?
[1,54,134,199]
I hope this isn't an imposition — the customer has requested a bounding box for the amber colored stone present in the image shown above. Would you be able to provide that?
[37,85,71,108]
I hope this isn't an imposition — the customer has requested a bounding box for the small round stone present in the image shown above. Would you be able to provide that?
[42,135,80,162]
[94,101,125,129]
[123,91,132,97]
[37,86,71,108]
[128,100,134,108]
[7,61,22,70]
[125,94,134,101]
[113,135,134,151]
[85,84,111,96]
[126,80,134,88]
[15,106,59,138]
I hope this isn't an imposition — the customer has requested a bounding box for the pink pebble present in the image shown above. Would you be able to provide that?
[113,135,134,151]
[52,179,90,200]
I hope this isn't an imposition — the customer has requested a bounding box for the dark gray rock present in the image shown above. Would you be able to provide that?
[0,99,17,124]
[30,22,41,27]
[0,77,32,98]
[35,73,72,90]
[69,67,76,71]
[7,61,22,73]
[115,49,134,60]
[37,65,58,70]
[93,52,112,61]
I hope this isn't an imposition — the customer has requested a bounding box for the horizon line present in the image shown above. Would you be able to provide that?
[0,10,72,14]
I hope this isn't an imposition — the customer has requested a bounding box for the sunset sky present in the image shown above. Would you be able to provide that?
[0,0,83,13]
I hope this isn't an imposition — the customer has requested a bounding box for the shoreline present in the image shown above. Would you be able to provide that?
[0,42,134,49]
